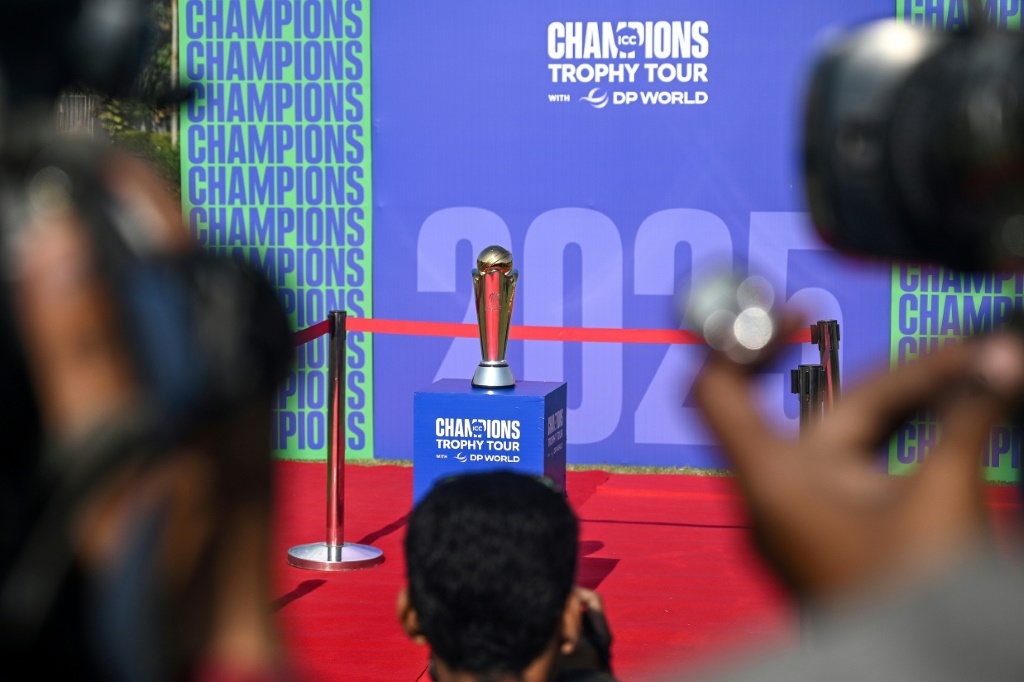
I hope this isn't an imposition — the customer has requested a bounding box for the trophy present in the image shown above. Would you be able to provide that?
[472,245,518,388]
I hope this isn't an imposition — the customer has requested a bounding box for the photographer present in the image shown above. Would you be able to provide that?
[688,13,1024,681]
[399,472,618,682]
[0,1,293,679]
[691,312,1024,681]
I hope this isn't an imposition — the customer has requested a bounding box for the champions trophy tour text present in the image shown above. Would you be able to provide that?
[892,264,1024,475]
[435,418,523,462]
[546,20,709,108]
[893,265,1024,365]
[184,0,373,456]
[546,408,565,458]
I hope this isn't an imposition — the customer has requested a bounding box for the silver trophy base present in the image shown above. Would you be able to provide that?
[286,542,385,571]
[473,361,515,388]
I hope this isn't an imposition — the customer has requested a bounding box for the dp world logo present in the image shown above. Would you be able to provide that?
[580,88,609,109]
[454,452,467,463]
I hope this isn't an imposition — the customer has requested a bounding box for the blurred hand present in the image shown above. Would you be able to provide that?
[575,587,612,657]
[556,586,614,677]
[693,327,1024,601]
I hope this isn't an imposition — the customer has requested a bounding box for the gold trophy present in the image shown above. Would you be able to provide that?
[472,246,518,388]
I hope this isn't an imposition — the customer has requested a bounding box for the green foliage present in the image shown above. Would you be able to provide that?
[97,0,175,133]
[92,1,180,196]
[347,459,736,476]
[117,131,181,197]
[135,1,175,102]
[567,464,734,476]
[97,100,130,138]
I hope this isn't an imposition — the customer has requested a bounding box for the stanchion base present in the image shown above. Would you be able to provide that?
[286,542,385,571]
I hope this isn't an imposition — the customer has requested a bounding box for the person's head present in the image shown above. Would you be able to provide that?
[398,471,582,682]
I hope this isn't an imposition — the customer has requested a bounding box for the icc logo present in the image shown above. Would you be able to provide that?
[485,291,501,311]
[615,26,640,54]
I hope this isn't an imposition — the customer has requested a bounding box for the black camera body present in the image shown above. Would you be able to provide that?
[804,20,1024,271]
[0,0,292,667]
[0,0,292,479]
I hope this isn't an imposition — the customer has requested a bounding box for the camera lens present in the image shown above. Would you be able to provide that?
[804,21,1024,270]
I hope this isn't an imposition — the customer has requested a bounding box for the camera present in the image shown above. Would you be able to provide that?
[803,16,1024,270]
[0,0,292,465]
[0,0,292,665]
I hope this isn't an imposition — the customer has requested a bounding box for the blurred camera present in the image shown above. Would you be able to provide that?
[804,16,1024,270]
[0,0,291,443]
[0,0,291,658]
[0,0,151,106]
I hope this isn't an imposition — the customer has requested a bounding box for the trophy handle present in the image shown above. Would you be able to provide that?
[472,268,487,360]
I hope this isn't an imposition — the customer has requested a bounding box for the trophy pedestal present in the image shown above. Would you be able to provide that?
[472,361,515,388]
[413,380,568,504]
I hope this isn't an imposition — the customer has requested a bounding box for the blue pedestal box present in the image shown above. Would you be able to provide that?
[413,380,567,504]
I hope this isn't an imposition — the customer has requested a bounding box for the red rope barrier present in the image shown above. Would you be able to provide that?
[349,318,477,339]
[294,317,812,346]
[292,319,330,346]
[347,318,710,344]
[285,310,812,572]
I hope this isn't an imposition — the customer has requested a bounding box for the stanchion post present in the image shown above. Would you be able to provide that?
[287,311,385,571]
[810,320,840,411]
[326,310,346,559]
[791,364,825,435]
[790,362,826,646]
[794,322,839,644]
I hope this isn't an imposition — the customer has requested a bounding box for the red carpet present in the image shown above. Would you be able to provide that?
[271,462,1022,681]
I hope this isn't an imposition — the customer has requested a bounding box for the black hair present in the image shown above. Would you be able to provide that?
[405,472,578,676]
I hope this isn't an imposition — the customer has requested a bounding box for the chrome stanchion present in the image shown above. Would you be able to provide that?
[287,310,384,571]
[810,320,840,411]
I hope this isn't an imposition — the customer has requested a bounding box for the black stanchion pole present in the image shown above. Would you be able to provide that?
[791,362,826,647]
[810,320,841,411]
[789,323,841,646]
[791,364,826,435]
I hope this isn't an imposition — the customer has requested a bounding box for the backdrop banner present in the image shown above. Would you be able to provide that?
[371,0,894,469]
[179,0,374,460]
[176,1,1022,479]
